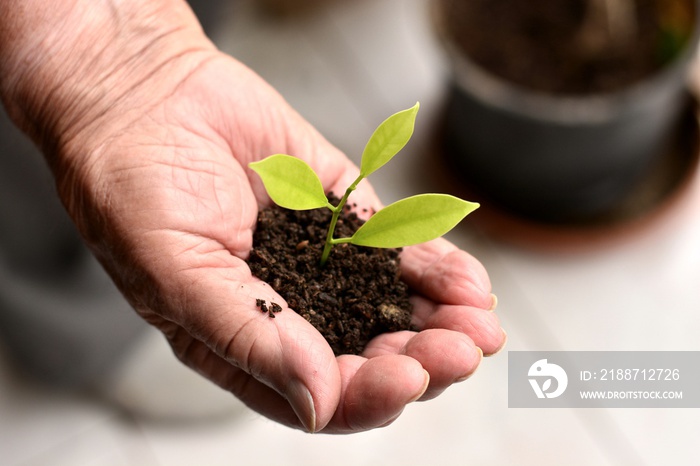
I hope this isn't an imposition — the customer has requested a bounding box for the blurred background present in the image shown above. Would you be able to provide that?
[2,0,699,464]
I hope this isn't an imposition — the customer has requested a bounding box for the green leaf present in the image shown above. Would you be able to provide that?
[349,194,479,248]
[249,154,328,210]
[360,102,420,177]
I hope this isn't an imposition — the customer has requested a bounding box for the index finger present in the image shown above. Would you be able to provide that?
[400,238,495,310]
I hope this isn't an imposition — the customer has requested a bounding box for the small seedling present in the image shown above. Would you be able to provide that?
[249,102,479,266]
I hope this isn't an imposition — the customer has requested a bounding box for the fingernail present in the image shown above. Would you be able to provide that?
[408,370,431,403]
[455,346,483,382]
[485,329,508,357]
[287,380,316,433]
[488,293,498,311]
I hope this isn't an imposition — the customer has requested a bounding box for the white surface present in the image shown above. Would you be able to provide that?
[2,0,699,464]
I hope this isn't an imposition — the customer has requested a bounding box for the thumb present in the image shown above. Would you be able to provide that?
[146,256,341,432]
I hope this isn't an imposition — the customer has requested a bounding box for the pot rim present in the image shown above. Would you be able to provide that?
[433,0,700,124]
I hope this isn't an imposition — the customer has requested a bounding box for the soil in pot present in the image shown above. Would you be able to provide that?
[436,0,698,224]
[441,0,696,95]
[246,195,415,356]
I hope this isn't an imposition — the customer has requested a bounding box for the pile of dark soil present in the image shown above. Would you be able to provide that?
[441,0,695,94]
[246,195,415,355]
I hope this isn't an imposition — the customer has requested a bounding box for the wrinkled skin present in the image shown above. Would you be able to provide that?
[0,0,505,433]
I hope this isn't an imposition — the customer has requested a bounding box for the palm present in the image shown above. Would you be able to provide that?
[66,53,503,433]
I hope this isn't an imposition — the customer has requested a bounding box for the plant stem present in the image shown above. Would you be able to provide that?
[320,174,364,266]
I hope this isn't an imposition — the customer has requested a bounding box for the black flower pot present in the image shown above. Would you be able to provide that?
[435,0,700,224]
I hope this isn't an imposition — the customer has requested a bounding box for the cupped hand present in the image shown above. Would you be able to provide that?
[47,19,505,435]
